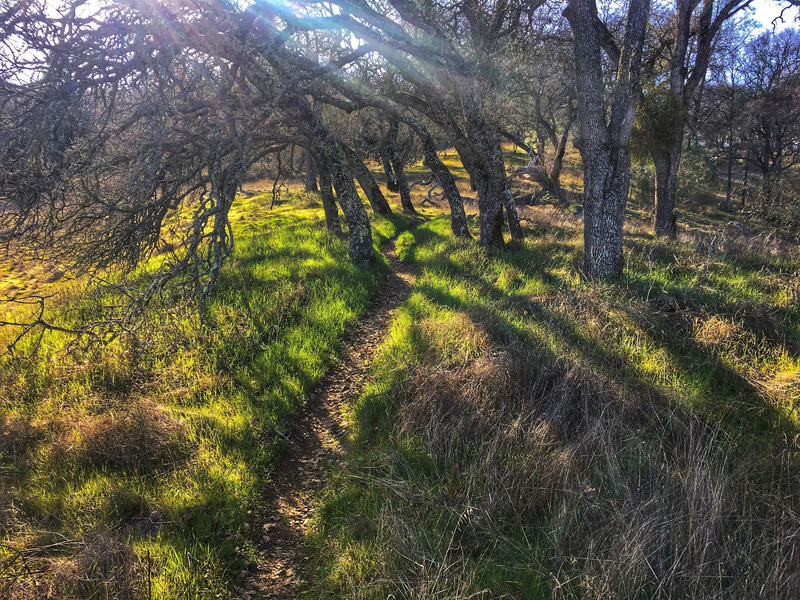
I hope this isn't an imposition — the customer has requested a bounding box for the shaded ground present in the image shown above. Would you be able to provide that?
[239,237,416,599]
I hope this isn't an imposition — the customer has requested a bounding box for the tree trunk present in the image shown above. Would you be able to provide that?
[725,133,733,211]
[456,142,503,246]
[742,144,750,209]
[503,187,523,241]
[565,0,649,278]
[326,146,374,266]
[304,152,319,192]
[650,144,682,240]
[392,159,417,214]
[317,160,341,233]
[473,169,505,248]
[492,146,524,242]
[381,151,399,192]
[583,163,629,279]
[328,158,373,264]
[285,92,372,264]
[461,100,523,246]
[762,168,773,206]
[653,151,678,238]
[343,147,392,215]
[384,120,417,215]
[420,134,470,238]
[548,123,572,196]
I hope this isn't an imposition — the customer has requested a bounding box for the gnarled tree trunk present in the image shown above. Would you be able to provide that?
[565,0,649,278]
[458,142,504,247]
[582,150,631,278]
[420,134,470,238]
[380,148,399,192]
[652,0,747,235]
[467,100,523,244]
[304,151,319,192]
[317,158,341,233]
[458,107,523,247]
[392,160,416,214]
[328,156,373,264]
[385,121,417,215]
[342,146,392,215]
[548,116,574,195]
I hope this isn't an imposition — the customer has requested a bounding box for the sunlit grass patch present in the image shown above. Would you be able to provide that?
[0,193,408,598]
[310,211,800,599]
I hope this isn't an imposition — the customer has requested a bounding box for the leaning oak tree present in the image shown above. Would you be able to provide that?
[260,0,540,246]
[0,0,380,350]
[565,0,650,278]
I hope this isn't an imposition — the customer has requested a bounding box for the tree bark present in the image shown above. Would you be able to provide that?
[277,88,373,264]
[741,143,751,208]
[565,0,649,278]
[380,150,399,192]
[384,121,417,215]
[343,146,393,215]
[304,151,319,192]
[420,134,471,238]
[652,0,748,234]
[487,141,524,242]
[474,168,506,248]
[653,142,680,238]
[548,115,574,193]
[725,132,734,211]
[392,158,417,214]
[328,156,374,264]
[317,159,341,233]
[461,100,523,246]
[583,163,630,278]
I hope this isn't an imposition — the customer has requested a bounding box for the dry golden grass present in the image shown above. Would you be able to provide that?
[310,205,799,599]
[328,308,799,599]
[5,529,142,600]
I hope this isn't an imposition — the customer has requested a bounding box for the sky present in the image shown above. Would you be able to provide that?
[751,0,799,32]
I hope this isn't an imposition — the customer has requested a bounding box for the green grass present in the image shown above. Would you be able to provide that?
[2,149,798,598]
[308,214,800,599]
[0,192,412,598]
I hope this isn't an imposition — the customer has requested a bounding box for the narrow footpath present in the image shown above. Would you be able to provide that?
[239,236,417,599]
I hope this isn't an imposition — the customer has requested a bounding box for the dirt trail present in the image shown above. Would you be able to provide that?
[239,237,416,599]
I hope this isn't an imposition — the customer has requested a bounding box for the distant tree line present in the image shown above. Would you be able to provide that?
[698,28,800,225]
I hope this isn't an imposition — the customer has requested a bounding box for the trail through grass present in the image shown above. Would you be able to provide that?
[309,214,800,599]
[0,192,413,598]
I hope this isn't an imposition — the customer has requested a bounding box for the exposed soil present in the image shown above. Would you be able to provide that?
[239,236,416,599]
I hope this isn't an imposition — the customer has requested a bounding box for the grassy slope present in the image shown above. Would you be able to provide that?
[308,212,799,599]
[2,146,798,598]
[0,191,413,598]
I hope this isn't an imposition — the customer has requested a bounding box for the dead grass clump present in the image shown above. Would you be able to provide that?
[790,272,800,304]
[685,302,799,366]
[75,401,189,471]
[59,531,142,600]
[395,315,640,529]
[413,314,490,368]
[0,416,43,464]
[378,316,800,599]
[680,226,800,263]
[693,315,743,348]
[521,205,582,232]
[2,530,143,600]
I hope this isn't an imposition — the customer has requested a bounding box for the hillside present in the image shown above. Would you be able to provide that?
[2,145,799,598]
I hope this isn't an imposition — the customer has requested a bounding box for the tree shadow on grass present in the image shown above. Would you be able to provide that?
[407,222,799,452]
